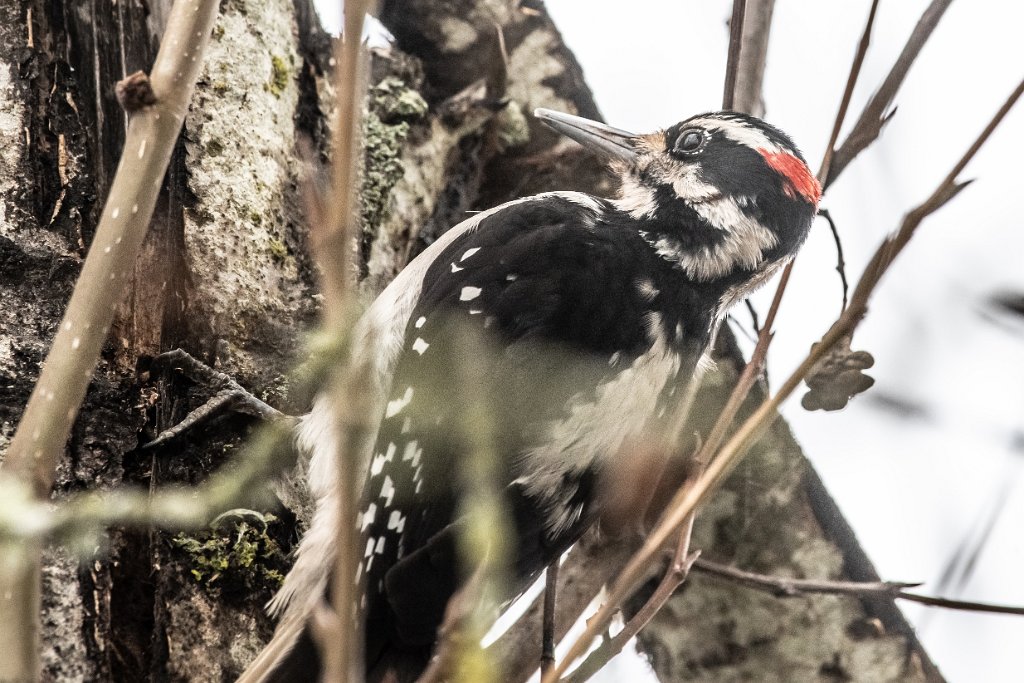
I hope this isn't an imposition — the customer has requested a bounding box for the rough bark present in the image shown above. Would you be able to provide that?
[626,333,943,682]
[0,1,943,681]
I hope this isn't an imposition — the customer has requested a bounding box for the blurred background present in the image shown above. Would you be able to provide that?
[317,2,1024,680]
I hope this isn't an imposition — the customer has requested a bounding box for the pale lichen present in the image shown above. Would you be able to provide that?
[494,100,530,151]
[360,77,429,239]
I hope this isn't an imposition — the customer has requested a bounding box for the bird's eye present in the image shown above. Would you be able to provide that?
[674,129,705,155]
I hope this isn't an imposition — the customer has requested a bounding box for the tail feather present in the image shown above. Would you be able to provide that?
[236,614,316,683]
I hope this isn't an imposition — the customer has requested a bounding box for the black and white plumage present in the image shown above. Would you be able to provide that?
[249,108,821,682]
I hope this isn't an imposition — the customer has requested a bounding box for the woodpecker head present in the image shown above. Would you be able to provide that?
[535,108,820,289]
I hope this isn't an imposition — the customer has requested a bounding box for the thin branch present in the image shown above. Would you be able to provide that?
[692,558,1024,616]
[744,299,761,337]
[0,421,294,542]
[541,564,558,678]
[828,0,954,186]
[0,2,221,680]
[731,0,776,117]
[317,0,372,328]
[817,0,880,184]
[544,77,1024,683]
[721,0,748,110]
[315,2,376,681]
[693,558,920,597]
[819,209,850,312]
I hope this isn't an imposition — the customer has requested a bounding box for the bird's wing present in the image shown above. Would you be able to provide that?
[360,194,665,651]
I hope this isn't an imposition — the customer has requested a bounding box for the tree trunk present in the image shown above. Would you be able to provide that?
[0,1,943,681]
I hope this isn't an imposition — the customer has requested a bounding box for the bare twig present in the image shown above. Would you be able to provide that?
[731,0,776,117]
[544,77,1024,683]
[827,0,954,187]
[819,209,850,312]
[541,563,559,678]
[693,558,920,596]
[311,2,377,681]
[721,0,748,110]
[692,558,1024,616]
[0,2,220,679]
[744,299,762,336]
[0,421,294,542]
[448,331,509,683]
[317,0,373,327]
[817,0,880,184]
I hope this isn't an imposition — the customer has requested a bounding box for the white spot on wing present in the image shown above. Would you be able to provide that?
[402,441,421,467]
[380,475,396,506]
[415,316,426,328]
[460,247,481,261]
[412,337,429,355]
[361,503,377,531]
[385,387,414,418]
[460,286,482,301]
[451,262,464,273]
[387,510,406,533]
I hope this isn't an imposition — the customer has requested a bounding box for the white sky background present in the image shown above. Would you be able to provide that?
[317,2,1024,681]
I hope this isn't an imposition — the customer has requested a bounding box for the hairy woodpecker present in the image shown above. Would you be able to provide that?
[249,108,821,682]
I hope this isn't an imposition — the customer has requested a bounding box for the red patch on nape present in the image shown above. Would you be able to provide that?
[758,149,822,206]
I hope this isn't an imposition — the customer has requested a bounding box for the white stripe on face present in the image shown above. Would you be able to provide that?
[684,116,784,154]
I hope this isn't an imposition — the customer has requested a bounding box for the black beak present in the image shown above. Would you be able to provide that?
[534,109,638,165]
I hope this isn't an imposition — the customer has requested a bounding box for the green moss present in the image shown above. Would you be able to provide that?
[171,511,287,591]
[266,54,290,97]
